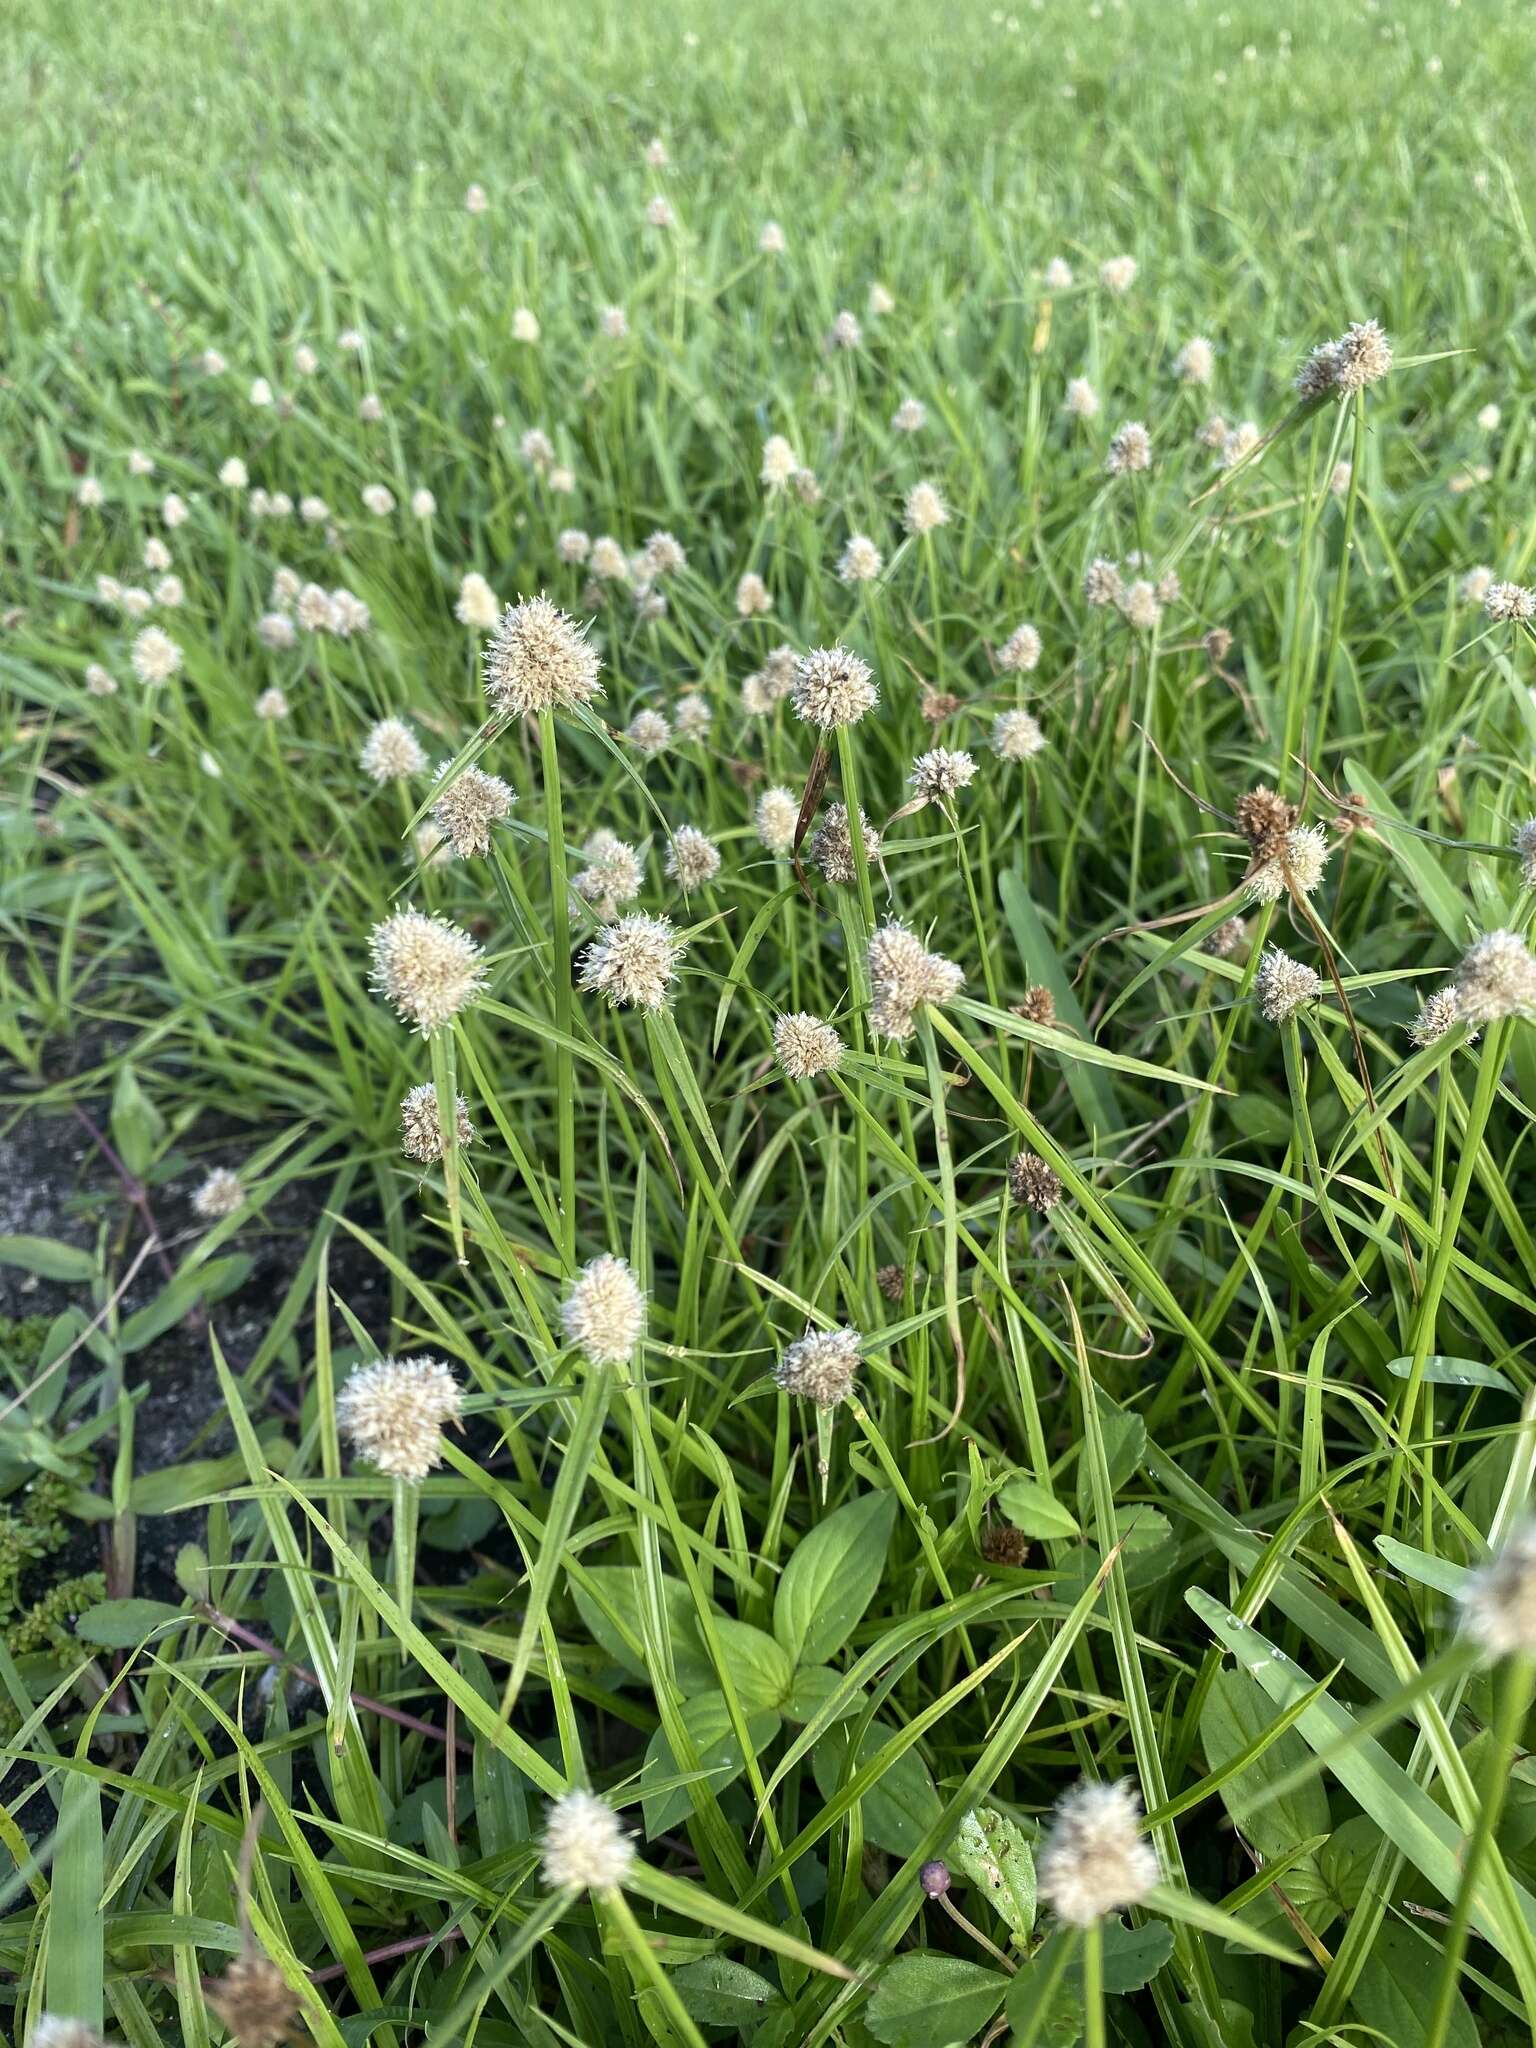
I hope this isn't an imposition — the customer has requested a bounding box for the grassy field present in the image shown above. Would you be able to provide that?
[5,0,1536,2042]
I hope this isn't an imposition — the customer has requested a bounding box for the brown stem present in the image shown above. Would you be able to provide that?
[197,1605,472,1752]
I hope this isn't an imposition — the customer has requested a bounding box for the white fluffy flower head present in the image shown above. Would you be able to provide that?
[562,1254,647,1366]
[484,597,602,717]
[792,646,878,729]
[369,910,485,1033]
[579,914,685,1010]
[776,1326,861,1406]
[541,1789,634,1891]
[337,1357,462,1480]
[1038,1779,1159,1926]
[1458,1523,1536,1660]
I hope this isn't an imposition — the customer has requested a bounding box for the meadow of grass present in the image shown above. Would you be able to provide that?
[5,0,1536,2042]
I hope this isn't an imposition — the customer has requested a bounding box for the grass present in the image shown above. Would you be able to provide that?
[4,0,1536,2042]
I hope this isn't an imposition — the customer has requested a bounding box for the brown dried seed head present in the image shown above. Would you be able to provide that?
[1008,1152,1064,1213]
[1234,784,1298,857]
[981,1523,1032,1566]
[920,686,962,724]
[204,1954,302,2048]
[1203,627,1233,664]
[1012,987,1057,1028]
[875,1263,907,1302]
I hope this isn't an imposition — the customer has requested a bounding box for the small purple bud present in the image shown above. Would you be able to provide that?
[920,1858,951,1899]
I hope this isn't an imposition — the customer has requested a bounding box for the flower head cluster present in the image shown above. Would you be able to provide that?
[574,829,643,917]
[1009,1152,1064,1213]
[773,1012,845,1079]
[1485,582,1536,625]
[1248,824,1330,904]
[361,718,426,782]
[456,572,500,628]
[838,534,883,583]
[810,802,880,884]
[666,824,722,892]
[369,909,485,1032]
[203,1954,303,2048]
[132,627,183,685]
[1255,946,1321,1023]
[541,1789,635,1891]
[761,434,798,489]
[1038,1780,1159,1926]
[192,1167,244,1221]
[776,1326,861,1407]
[562,1254,645,1367]
[903,481,948,535]
[792,646,878,728]
[1297,319,1392,399]
[626,709,671,756]
[736,571,772,617]
[1099,255,1138,294]
[337,1356,461,1480]
[484,597,602,717]
[30,2022,117,2048]
[1082,557,1123,608]
[430,764,514,858]
[867,920,964,1041]
[1174,336,1216,385]
[998,623,1042,673]
[756,786,800,854]
[993,709,1046,762]
[1065,376,1099,420]
[1454,930,1536,1025]
[400,1083,475,1163]
[578,913,685,1010]
[910,747,978,802]
[892,396,926,433]
[1458,1523,1536,1660]
[1408,988,1462,1048]
[1106,421,1152,476]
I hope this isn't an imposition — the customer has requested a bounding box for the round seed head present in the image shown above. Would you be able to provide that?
[773,1012,845,1079]
[1333,318,1393,393]
[590,536,629,580]
[361,718,426,783]
[1038,1779,1159,1926]
[998,623,1042,673]
[1455,929,1536,1025]
[1107,421,1152,475]
[1175,335,1215,385]
[430,763,515,858]
[674,693,713,740]
[1408,988,1461,1048]
[1044,257,1074,289]
[910,747,978,801]
[1099,254,1138,293]
[578,913,685,1011]
[810,802,880,884]
[867,919,964,1041]
[573,829,643,916]
[131,626,183,684]
[1118,579,1162,630]
[759,219,787,254]
[192,1167,243,1221]
[830,308,862,349]
[876,1263,908,1301]
[400,1083,475,1163]
[735,571,772,617]
[838,533,884,583]
[255,688,288,721]
[1082,557,1123,607]
[483,596,602,718]
[919,1859,952,1898]
[30,2022,117,2048]
[1248,824,1330,904]
[204,1953,301,2048]
[761,434,799,488]
[1065,375,1100,419]
[776,1326,860,1407]
[902,480,949,535]
[756,785,800,854]
[337,1356,462,1480]
[86,664,118,697]
[541,1789,634,1891]
[1208,916,1249,960]
[1254,946,1321,1024]
[993,709,1046,762]
[1486,582,1536,624]
[791,645,878,729]
[1460,566,1494,606]
[1458,1523,1536,1660]
[666,824,722,893]
[513,306,540,341]
[1009,1152,1063,1213]
[369,909,484,1033]
[1013,987,1057,1026]
[562,1253,646,1365]
[626,709,671,756]
[892,396,927,433]
[558,528,591,563]
[641,531,687,578]
[257,612,297,650]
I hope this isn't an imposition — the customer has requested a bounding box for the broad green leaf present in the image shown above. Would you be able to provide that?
[1200,1666,1330,1864]
[1101,1914,1176,1993]
[783,1662,865,1725]
[1004,1938,1084,2047]
[572,1566,716,1694]
[712,1616,793,1711]
[75,1597,185,1646]
[0,1234,95,1282]
[1351,1919,1478,2048]
[951,1804,1035,1941]
[996,1475,1080,1541]
[110,1060,166,1177]
[672,1956,785,2029]
[865,1953,1008,2047]
[812,1719,943,1857]
[774,1489,897,1667]
[1074,1410,1145,1518]
[1384,1354,1515,1394]
[641,1693,780,1838]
